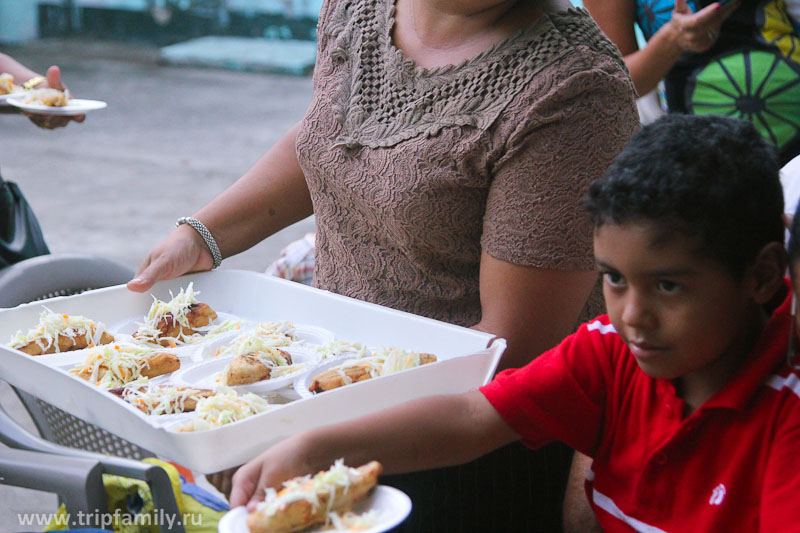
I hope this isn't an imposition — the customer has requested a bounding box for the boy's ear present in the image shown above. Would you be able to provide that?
[749,242,788,305]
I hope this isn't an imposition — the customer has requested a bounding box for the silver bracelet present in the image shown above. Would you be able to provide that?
[176,216,223,269]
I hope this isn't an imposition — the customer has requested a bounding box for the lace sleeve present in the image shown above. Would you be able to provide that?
[481,61,639,271]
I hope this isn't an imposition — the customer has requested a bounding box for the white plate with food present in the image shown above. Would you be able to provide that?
[7,96,107,115]
[173,348,315,393]
[218,485,412,533]
[196,323,335,360]
[0,91,24,103]
[294,348,439,399]
[292,356,361,399]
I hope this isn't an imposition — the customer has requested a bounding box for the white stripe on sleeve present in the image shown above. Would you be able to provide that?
[593,489,669,533]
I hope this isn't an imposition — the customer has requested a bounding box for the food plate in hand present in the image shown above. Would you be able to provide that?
[217,485,412,533]
[7,96,107,115]
[0,91,24,103]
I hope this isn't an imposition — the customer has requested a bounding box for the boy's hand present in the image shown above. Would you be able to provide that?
[227,438,313,511]
[24,65,85,129]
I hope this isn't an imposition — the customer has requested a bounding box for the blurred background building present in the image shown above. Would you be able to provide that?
[0,0,322,74]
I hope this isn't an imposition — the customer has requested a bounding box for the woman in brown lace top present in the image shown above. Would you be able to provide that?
[129,0,638,529]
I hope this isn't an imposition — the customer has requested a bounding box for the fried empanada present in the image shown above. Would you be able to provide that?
[134,302,217,346]
[18,330,114,356]
[309,353,437,393]
[224,349,293,386]
[110,385,215,415]
[246,461,382,533]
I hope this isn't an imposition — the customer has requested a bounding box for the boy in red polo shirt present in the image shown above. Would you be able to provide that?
[223,115,800,532]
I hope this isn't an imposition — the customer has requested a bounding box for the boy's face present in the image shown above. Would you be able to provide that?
[594,222,761,395]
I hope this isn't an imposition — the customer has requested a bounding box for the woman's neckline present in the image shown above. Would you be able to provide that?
[384,0,576,77]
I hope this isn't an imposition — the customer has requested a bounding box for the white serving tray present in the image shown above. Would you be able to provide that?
[0,270,504,473]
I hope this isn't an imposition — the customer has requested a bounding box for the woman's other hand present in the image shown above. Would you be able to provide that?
[127,224,214,292]
[669,0,738,53]
[24,65,86,129]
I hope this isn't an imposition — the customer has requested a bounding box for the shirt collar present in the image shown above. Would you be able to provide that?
[700,278,793,411]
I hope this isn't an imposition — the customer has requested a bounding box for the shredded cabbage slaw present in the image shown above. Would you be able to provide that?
[185,385,273,430]
[121,385,212,415]
[69,342,160,389]
[219,323,306,384]
[326,347,432,384]
[315,340,368,360]
[9,307,110,353]
[134,283,205,345]
[257,459,364,517]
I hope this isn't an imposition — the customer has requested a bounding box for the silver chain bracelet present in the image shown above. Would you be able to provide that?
[176,216,223,269]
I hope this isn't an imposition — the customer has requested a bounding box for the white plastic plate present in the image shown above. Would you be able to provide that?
[7,96,107,115]
[109,310,243,338]
[173,348,316,393]
[218,485,412,533]
[0,91,24,103]
[194,323,334,361]
[293,356,367,400]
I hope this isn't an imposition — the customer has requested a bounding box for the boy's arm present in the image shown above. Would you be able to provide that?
[229,390,519,509]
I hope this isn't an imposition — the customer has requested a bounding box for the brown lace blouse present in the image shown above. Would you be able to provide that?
[297,0,639,326]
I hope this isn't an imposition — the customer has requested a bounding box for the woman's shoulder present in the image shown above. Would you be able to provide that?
[510,9,636,114]
[542,8,629,77]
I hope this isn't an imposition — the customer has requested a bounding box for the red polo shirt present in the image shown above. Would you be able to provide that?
[481,282,800,532]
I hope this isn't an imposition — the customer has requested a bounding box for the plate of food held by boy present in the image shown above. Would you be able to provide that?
[218,460,412,533]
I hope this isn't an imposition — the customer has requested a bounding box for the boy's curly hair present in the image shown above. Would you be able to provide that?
[584,114,783,279]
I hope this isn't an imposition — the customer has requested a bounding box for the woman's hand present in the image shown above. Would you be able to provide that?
[127,224,214,292]
[25,65,85,129]
[668,0,737,53]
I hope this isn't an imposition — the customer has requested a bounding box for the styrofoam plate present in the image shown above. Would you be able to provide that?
[285,324,335,347]
[293,353,443,400]
[196,324,333,361]
[218,485,412,533]
[109,311,242,338]
[52,347,187,387]
[7,96,107,115]
[17,347,99,368]
[137,411,194,427]
[293,356,363,399]
[173,348,316,393]
[0,91,24,104]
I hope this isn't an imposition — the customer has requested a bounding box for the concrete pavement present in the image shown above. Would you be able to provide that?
[1,38,314,530]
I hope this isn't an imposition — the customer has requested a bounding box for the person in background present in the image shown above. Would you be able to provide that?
[0,52,86,268]
[0,52,84,129]
[583,0,800,165]
[129,0,638,528]
[227,114,800,532]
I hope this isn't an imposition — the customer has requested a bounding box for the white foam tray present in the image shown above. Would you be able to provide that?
[0,270,504,473]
